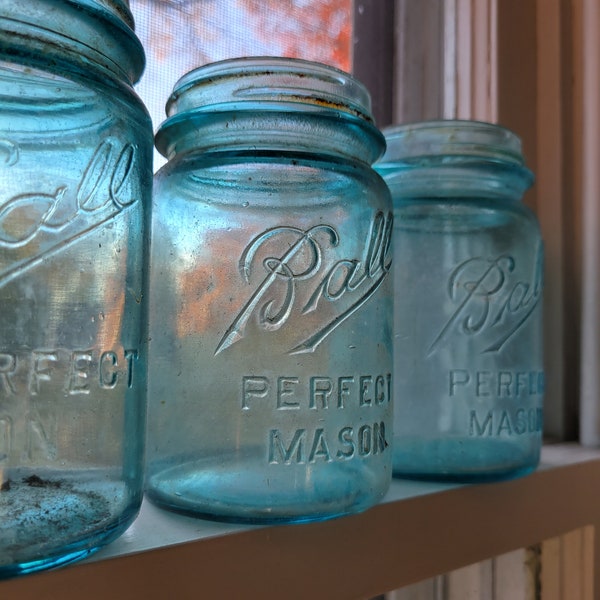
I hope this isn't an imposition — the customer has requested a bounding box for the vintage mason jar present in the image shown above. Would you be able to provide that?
[0,0,152,577]
[376,120,543,481]
[146,57,393,523]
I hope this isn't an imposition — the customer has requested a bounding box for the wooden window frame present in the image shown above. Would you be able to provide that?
[358,0,585,443]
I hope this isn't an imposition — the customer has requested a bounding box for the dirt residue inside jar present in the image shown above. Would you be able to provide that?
[0,473,116,566]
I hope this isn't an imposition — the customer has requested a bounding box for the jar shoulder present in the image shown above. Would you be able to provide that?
[393,196,541,236]
[0,62,151,139]
[153,153,391,209]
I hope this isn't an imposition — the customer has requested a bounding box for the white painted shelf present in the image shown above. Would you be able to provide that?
[2,444,600,600]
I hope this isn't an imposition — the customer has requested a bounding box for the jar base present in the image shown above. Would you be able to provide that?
[146,456,388,524]
[392,436,540,483]
[0,469,140,579]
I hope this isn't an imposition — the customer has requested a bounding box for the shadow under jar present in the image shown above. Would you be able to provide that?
[376,120,543,482]
[0,0,153,578]
[146,57,394,523]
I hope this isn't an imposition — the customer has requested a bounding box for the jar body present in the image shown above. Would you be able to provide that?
[146,151,393,522]
[391,194,543,480]
[376,120,542,481]
[0,48,152,575]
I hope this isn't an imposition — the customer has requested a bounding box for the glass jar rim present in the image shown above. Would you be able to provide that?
[75,0,136,30]
[379,119,527,166]
[0,0,144,84]
[165,56,374,123]
[375,120,535,199]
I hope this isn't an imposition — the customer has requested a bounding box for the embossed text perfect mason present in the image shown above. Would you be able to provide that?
[376,120,543,482]
[146,58,394,523]
[0,0,152,579]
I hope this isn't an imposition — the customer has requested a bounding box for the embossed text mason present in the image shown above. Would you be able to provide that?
[146,58,393,523]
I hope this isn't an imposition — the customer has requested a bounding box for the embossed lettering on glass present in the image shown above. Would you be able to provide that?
[376,120,543,481]
[146,58,393,523]
[0,0,152,577]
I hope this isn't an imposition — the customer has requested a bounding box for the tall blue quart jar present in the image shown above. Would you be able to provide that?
[375,120,543,481]
[146,57,393,523]
[0,0,152,577]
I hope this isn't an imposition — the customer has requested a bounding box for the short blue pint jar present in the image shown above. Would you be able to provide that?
[375,120,543,481]
[0,0,152,577]
[146,57,393,523]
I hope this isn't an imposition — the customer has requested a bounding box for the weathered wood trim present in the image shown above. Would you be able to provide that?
[353,0,395,126]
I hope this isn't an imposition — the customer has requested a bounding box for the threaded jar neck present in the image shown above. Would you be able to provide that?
[375,120,534,200]
[0,0,145,85]
[155,57,385,165]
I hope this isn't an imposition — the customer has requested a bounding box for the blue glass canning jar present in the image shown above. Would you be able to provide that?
[146,57,393,523]
[376,120,543,481]
[0,0,152,577]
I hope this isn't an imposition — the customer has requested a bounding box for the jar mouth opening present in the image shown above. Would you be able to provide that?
[164,57,374,123]
[378,120,526,166]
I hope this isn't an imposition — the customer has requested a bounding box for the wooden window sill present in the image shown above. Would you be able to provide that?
[3,443,600,599]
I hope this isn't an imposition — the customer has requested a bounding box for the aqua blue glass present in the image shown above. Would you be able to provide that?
[146,58,393,523]
[0,0,152,577]
[376,120,543,481]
